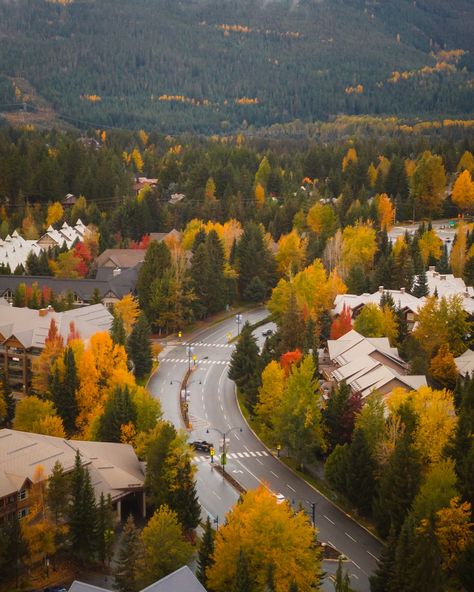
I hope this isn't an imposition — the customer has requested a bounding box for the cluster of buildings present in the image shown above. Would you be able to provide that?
[326,267,474,399]
[0,220,91,272]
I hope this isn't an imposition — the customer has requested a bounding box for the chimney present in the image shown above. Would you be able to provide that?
[440,275,446,281]
[378,285,384,293]
[113,267,121,277]
[433,272,439,278]
[400,287,405,294]
[429,266,435,272]
[38,308,48,317]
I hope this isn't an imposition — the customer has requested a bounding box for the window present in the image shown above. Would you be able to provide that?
[18,508,29,519]
[18,489,27,501]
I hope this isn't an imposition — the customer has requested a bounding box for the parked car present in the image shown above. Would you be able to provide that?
[191,440,214,453]
[274,493,286,504]
[262,329,273,337]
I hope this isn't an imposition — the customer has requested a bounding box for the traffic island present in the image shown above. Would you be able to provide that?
[213,464,247,494]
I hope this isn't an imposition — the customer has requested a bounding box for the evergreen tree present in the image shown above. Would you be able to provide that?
[409,516,445,592]
[265,562,276,592]
[373,407,422,537]
[369,526,397,592]
[390,515,416,592]
[463,255,474,287]
[412,268,429,297]
[323,382,361,450]
[237,222,276,299]
[137,240,171,316]
[228,321,262,409]
[168,458,201,532]
[197,516,215,587]
[391,244,414,291]
[334,557,353,591]
[127,313,153,380]
[450,377,474,507]
[114,515,142,592]
[145,421,177,509]
[69,450,97,562]
[345,428,376,516]
[50,347,78,434]
[436,244,451,274]
[234,548,253,592]
[98,385,137,442]
[97,493,115,565]
[3,513,28,588]
[110,312,126,346]
[279,290,306,353]
[0,371,14,426]
[190,242,211,318]
[47,460,70,524]
[205,230,227,313]
[91,287,103,304]
[244,276,267,302]
[346,264,368,294]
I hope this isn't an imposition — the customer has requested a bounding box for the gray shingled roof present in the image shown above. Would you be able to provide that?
[69,566,207,592]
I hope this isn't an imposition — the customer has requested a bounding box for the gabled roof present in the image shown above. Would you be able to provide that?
[69,566,207,592]
[333,289,422,316]
[455,348,474,377]
[0,429,144,501]
[95,249,145,269]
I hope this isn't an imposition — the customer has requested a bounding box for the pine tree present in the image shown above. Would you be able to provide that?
[436,244,451,274]
[190,242,211,318]
[145,421,177,509]
[110,312,126,346]
[69,450,97,562]
[409,516,445,592]
[137,240,171,316]
[234,548,253,592]
[168,458,201,532]
[50,347,78,434]
[346,264,368,294]
[369,526,397,592]
[114,515,142,592]
[4,513,28,588]
[47,460,70,524]
[412,268,429,297]
[228,321,261,409]
[0,371,14,426]
[345,428,376,516]
[98,385,137,442]
[97,493,115,565]
[279,290,306,352]
[237,222,276,299]
[334,557,352,591]
[391,515,416,592]
[127,313,152,380]
[197,516,215,586]
[205,230,227,313]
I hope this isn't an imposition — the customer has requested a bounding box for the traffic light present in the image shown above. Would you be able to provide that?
[210,447,215,463]
[178,331,182,338]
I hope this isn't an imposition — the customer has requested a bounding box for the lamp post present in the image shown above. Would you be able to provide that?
[186,345,194,372]
[236,313,243,336]
[206,425,243,474]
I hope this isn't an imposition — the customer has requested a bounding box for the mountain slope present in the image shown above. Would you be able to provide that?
[0,0,472,132]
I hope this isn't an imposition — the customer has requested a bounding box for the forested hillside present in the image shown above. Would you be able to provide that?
[0,0,473,132]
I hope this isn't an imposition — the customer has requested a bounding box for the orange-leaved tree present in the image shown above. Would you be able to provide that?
[330,303,352,340]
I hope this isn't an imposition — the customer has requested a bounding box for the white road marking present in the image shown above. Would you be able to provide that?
[255,458,263,465]
[367,551,379,560]
[270,471,279,478]
[234,434,240,441]
[249,452,256,457]
[351,574,359,580]
[255,451,262,456]
[212,491,221,501]
[287,484,296,492]
[324,515,335,525]
[242,452,250,457]
[351,560,361,571]
[328,541,336,549]
[345,532,357,543]
[237,452,244,458]
[262,451,269,456]
[237,460,262,486]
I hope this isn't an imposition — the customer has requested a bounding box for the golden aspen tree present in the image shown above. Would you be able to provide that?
[452,170,474,213]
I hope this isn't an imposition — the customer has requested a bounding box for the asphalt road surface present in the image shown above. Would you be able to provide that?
[148,309,383,591]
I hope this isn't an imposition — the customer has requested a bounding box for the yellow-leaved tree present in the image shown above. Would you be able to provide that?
[341,222,377,276]
[375,193,395,230]
[255,361,286,440]
[46,202,64,228]
[419,229,442,265]
[387,386,457,466]
[255,182,265,208]
[276,229,307,275]
[435,497,474,572]
[452,170,474,213]
[342,147,357,172]
[114,294,140,334]
[207,485,322,592]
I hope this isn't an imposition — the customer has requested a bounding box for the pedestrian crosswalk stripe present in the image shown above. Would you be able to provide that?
[193,451,270,463]
[236,452,244,457]
[262,451,269,456]
[242,452,250,457]
[160,358,230,365]
[250,451,256,457]
[256,451,262,456]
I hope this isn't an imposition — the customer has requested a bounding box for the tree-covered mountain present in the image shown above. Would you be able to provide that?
[0,0,473,133]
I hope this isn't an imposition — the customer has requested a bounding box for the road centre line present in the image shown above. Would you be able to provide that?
[345,532,357,543]
[324,515,335,525]
[270,471,279,478]
[351,560,362,571]
[212,491,221,500]
[367,550,378,560]
[255,458,263,465]
[237,459,263,486]
[287,484,296,492]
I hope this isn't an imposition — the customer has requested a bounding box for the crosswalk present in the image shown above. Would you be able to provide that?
[183,342,234,348]
[160,358,229,365]
[194,450,270,463]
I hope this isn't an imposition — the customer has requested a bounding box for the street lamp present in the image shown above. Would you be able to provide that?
[186,345,194,372]
[236,313,243,336]
[206,425,243,474]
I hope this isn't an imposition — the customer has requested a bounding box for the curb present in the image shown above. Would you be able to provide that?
[233,385,385,548]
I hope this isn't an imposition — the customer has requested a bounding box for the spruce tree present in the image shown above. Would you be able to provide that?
[234,548,253,592]
[412,268,429,297]
[334,557,352,592]
[0,371,14,426]
[205,230,226,313]
[436,244,451,274]
[345,428,376,516]
[137,240,171,316]
[228,321,261,409]
[369,526,397,592]
[69,450,97,562]
[409,515,445,592]
[4,513,28,588]
[391,515,416,592]
[145,421,177,509]
[197,516,215,586]
[97,493,115,565]
[127,313,153,380]
[47,460,70,524]
[190,242,211,318]
[278,290,306,353]
[98,385,137,442]
[168,458,201,532]
[346,264,368,294]
[50,347,78,434]
[114,515,142,592]
[110,312,126,346]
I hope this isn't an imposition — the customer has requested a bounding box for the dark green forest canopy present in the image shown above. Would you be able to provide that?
[0,0,473,133]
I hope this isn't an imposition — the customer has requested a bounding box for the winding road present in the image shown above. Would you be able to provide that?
[148,309,382,591]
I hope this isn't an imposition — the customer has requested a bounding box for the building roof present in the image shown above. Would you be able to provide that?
[95,249,145,270]
[148,229,183,244]
[327,330,426,399]
[0,429,144,501]
[424,269,474,314]
[69,566,207,592]
[0,267,139,302]
[455,348,474,378]
[333,288,422,316]
[0,303,112,349]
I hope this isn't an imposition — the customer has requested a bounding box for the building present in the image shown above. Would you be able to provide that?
[0,429,145,526]
[0,220,91,272]
[0,303,112,393]
[134,176,158,196]
[321,330,427,400]
[424,267,474,315]
[0,266,139,309]
[69,566,207,592]
[95,248,146,279]
[333,287,422,330]
[454,348,474,378]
